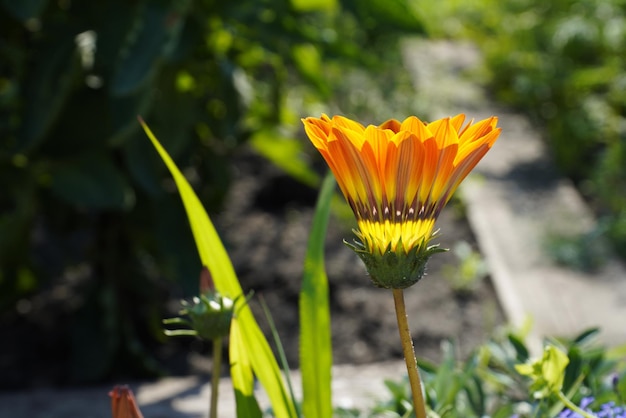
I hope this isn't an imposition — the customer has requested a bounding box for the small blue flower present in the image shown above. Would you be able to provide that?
[557,396,626,418]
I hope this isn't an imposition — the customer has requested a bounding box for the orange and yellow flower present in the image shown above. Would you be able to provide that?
[302,113,501,288]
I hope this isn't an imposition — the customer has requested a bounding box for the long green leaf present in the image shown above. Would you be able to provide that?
[230,319,262,418]
[299,172,335,418]
[140,119,297,418]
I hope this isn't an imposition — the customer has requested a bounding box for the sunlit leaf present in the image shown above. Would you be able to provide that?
[249,129,320,188]
[230,320,262,418]
[300,172,335,418]
[290,0,337,12]
[291,44,330,97]
[140,119,297,418]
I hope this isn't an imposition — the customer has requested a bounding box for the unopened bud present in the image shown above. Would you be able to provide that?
[185,292,234,341]
[109,385,144,418]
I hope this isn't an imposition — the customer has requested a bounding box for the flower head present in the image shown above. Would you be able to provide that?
[515,344,569,399]
[302,113,500,288]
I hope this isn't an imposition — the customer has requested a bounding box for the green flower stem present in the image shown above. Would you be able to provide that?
[210,337,222,418]
[392,288,427,418]
[557,391,596,418]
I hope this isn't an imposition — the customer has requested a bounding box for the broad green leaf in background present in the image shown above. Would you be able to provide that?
[140,119,297,418]
[111,1,190,96]
[49,155,135,210]
[249,129,320,188]
[290,0,337,13]
[299,172,335,418]
[291,44,330,98]
[18,31,79,152]
[2,0,48,21]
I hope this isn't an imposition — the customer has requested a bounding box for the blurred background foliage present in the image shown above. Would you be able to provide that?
[3,0,625,387]
[418,0,626,259]
[0,0,426,384]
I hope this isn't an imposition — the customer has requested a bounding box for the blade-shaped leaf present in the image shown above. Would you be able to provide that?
[230,319,262,418]
[140,119,297,418]
[299,173,335,418]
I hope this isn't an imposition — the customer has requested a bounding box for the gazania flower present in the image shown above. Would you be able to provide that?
[302,113,501,289]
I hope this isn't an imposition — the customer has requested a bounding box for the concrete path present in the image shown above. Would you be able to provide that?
[0,361,407,417]
[403,39,626,351]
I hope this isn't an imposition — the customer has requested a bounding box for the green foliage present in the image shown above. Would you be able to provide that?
[442,241,489,293]
[146,124,343,417]
[0,0,425,383]
[370,329,626,418]
[515,344,569,399]
[544,226,611,272]
[300,173,335,418]
[434,0,626,259]
[143,121,296,417]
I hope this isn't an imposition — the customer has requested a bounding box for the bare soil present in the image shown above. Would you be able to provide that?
[0,149,505,389]
[208,150,505,370]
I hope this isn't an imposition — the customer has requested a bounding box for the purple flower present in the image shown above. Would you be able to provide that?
[557,397,626,418]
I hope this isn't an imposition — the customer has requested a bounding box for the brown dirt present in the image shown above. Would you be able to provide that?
[0,149,505,389]
[208,150,505,370]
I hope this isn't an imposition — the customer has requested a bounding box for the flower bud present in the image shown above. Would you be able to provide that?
[109,385,144,418]
[184,292,234,341]
[163,267,235,341]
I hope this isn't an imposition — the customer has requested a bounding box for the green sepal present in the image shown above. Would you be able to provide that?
[164,329,198,337]
[345,232,447,289]
[186,293,235,341]
[162,317,192,326]
[163,292,237,341]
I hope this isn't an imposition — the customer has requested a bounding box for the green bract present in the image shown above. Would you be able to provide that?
[186,293,235,341]
[163,292,235,341]
[346,236,446,289]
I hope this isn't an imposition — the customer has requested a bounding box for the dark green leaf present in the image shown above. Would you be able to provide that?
[573,327,600,345]
[151,196,201,295]
[617,372,626,401]
[123,133,165,197]
[110,2,189,96]
[49,155,135,210]
[562,346,582,394]
[18,31,80,152]
[464,375,485,415]
[108,88,155,146]
[2,0,48,21]
[508,333,530,362]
